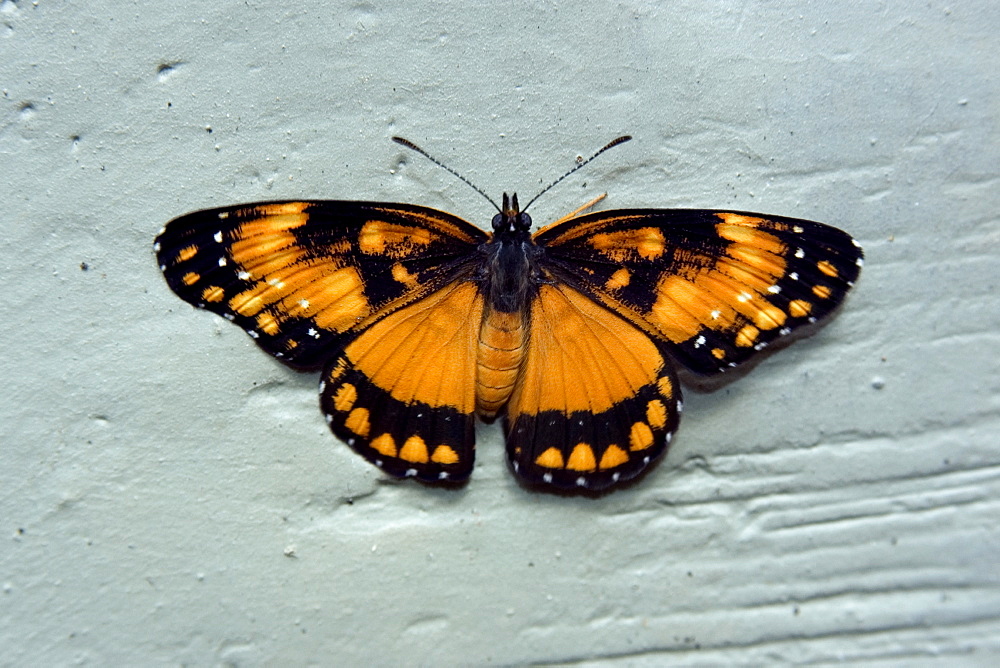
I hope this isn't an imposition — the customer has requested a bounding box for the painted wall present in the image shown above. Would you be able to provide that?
[2,1,997,663]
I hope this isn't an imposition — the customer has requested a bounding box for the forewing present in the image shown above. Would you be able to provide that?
[534,209,863,374]
[504,282,680,491]
[321,280,484,483]
[155,200,487,368]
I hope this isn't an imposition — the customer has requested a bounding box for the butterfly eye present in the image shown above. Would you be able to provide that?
[491,212,505,232]
[517,212,532,231]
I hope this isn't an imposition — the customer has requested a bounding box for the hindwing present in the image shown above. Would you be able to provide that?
[504,281,680,490]
[320,280,484,482]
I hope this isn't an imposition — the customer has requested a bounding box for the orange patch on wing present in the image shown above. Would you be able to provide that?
[789,299,812,318]
[753,304,787,330]
[202,285,225,303]
[817,260,838,277]
[399,435,429,463]
[328,358,349,383]
[715,215,786,255]
[605,268,631,290]
[226,259,370,333]
[588,227,667,261]
[566,443,597,472]
[182,272,200,286]
[735,324,760,348]
[370,433,397,457]
[369,207,484,245]
[229,229,301,269]
[177,245,198,262]
[391,263,419,288]
[345,282,482,413]
[256,312,280,335]
[509,284,664,415]
[332,383,357,412]
[813,285,832,299]
[535,447,565,469]
[358,219,436,256]
[646,400,667,430]
[431,445,459,465]
[345,408,370,437]
[649,233,788,344]
[598,445,629,470]
[629,422,654,451]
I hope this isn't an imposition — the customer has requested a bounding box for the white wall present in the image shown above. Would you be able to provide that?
[2,1,997,663]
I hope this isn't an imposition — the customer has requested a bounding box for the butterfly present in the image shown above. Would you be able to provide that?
[154,136,863,492]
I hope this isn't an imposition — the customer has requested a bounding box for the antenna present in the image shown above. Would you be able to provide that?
[522,135,632,212]
[392,137,501,212]
[392,134,633,214]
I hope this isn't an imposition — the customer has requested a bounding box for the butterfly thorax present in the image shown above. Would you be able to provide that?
[475,192,539,418]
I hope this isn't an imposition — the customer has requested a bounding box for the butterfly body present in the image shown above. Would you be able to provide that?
[156,187,862,492]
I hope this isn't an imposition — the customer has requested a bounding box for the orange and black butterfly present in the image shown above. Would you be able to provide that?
[155,136,862,491]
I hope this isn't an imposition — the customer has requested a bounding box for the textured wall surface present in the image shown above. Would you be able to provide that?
[2,1,998,664]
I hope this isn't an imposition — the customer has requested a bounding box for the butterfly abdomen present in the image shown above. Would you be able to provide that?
[473,228,541,418]
[476,306,529,418]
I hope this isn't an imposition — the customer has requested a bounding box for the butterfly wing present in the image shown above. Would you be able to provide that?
[321,279,484,483]
[534,209,863,375]
[503,281,680,490]
[155,200,487,369]
[156,199,489,483]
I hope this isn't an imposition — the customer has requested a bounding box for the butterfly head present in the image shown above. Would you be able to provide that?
[492,192,533,237]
